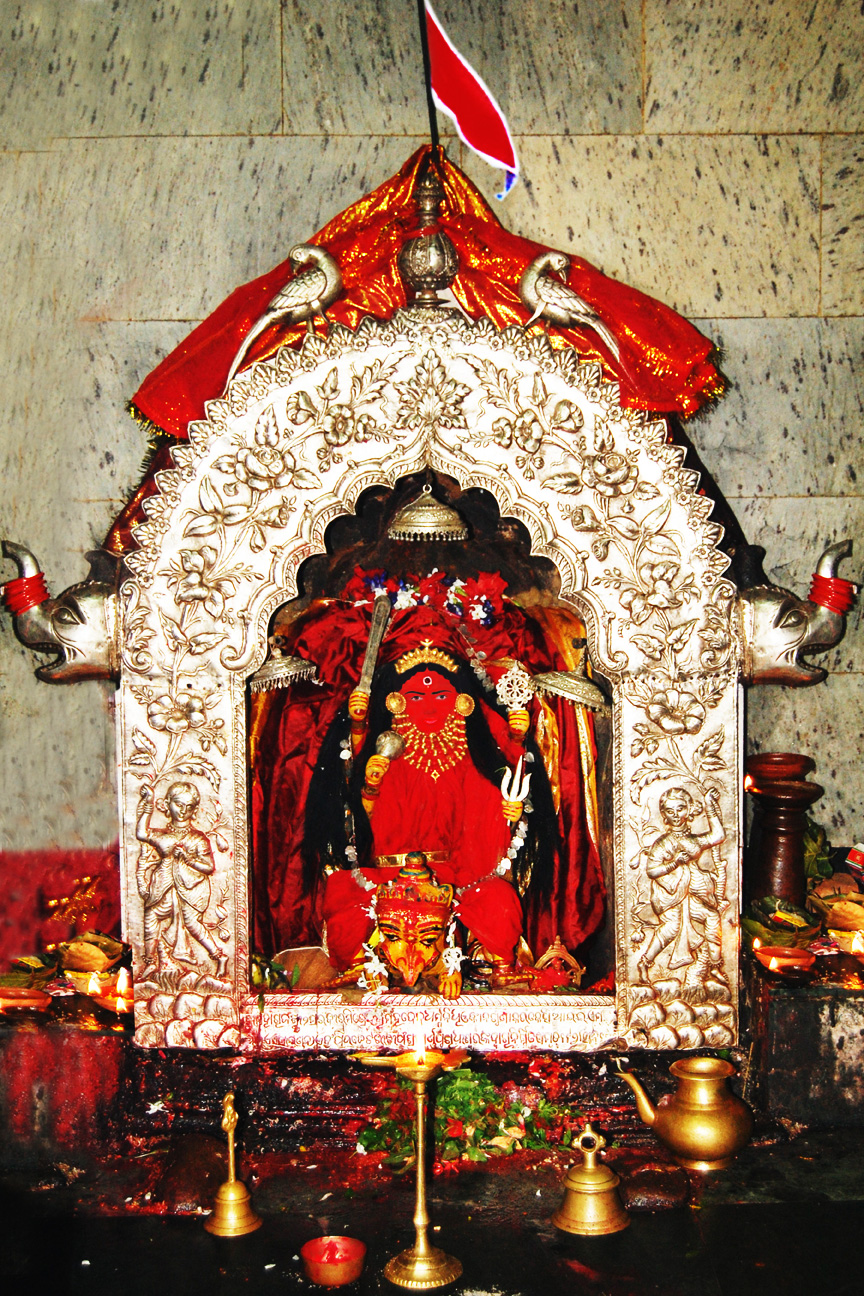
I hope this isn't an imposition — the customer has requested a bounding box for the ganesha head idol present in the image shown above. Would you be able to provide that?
[367,852,462,998]
[302,619,562,990]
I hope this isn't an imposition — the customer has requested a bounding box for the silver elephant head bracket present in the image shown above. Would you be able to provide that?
[738,539,857,686]
[1,540,120,682]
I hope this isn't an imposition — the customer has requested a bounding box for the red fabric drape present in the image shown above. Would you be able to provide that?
[0,847,121,966]
[107,148,720,555]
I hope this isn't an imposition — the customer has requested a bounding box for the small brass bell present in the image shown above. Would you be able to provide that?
[205,1092,262,1236]
[552,1123,629,1236]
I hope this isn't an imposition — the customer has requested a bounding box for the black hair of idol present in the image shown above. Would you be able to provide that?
[302,656,559,904]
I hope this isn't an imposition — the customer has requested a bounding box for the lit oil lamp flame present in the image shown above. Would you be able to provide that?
[852,932,864,954]
[413,1022,426,1065]
[117,967,131,995]
[752,937,762,950]
[769,956,779,971]
[116,997,128,1014]
[743,774,753,790]
[87,972,101,994]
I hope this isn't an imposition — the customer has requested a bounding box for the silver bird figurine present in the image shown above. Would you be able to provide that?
[224,244,342,387]
[519,250,621,362]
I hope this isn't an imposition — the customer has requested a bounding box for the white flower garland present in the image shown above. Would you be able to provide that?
[357,940,389,993]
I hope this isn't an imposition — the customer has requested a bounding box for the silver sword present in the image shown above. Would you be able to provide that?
[356,595,392,696]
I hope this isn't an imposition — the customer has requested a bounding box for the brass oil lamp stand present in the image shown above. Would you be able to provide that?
[356,1046,466,1289]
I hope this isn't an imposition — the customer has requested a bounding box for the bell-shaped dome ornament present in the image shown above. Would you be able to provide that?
[249,651,317,693]
[387,486,469,543]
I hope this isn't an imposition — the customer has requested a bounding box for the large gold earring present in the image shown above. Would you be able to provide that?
[454,693,475,717]
[386,692,407,716]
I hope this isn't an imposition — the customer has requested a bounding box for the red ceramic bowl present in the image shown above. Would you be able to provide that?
[300,1236,366,1287]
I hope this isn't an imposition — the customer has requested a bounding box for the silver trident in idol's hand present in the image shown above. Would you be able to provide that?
[500,756,531,808]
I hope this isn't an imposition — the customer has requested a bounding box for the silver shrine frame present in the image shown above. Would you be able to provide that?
[120,305,741,1054]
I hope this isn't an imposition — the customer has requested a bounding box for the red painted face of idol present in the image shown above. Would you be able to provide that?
[400,671,458,732]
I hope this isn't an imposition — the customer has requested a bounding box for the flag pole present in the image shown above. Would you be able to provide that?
[415,0,440,153]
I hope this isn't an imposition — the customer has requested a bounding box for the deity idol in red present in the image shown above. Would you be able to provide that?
[303,638,560,986]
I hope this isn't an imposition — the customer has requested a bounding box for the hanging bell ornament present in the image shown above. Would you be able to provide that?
[551,1123,629,1236]
[387,484,469,543]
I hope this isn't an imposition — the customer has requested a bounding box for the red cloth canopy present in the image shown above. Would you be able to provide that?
[108,148,720,555]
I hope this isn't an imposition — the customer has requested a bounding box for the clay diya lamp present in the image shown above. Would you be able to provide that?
[0,986,52,1013]
[301,1236,367,1287]
[85,966,133,1014]
[829,929,864,957]
[752,944,816,974]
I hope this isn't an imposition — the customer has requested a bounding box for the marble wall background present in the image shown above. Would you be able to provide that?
[0,0,861,850]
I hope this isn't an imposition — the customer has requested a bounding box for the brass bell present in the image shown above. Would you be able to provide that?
[206,1178,263,1237]
[387,484,469,542]
[552,1123,629,1236]
[205,1092,262,1237]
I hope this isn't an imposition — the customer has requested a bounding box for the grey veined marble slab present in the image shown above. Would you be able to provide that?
[281,0,642,137]
[0,658,119,852]
[0,0,282,148]
[0,319,164,593]
[3,135,426,323]
[823,135,864,317]
[645,0,864,134]
[465,134,821,318]
[685,318,864,501]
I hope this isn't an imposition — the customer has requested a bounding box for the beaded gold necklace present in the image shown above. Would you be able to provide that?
[394,710,468,781]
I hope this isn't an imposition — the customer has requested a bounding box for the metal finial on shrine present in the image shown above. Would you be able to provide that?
[398,163,459,305]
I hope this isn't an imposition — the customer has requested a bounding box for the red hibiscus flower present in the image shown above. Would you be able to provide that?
[418,569,450,607]
[467,571,508,610]
[342,566,375,602]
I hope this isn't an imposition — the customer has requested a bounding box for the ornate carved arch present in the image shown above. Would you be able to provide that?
[119,306,741,1053]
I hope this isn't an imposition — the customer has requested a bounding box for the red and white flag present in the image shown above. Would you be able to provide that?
[424,2,519,197]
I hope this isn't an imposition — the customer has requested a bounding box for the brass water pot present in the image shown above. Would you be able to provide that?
[617,1057,752,1172]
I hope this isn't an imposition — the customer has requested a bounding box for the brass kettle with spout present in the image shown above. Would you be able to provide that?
[615,1057,752,1171]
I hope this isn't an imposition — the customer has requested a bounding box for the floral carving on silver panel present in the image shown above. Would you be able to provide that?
[117,308,742,1051]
